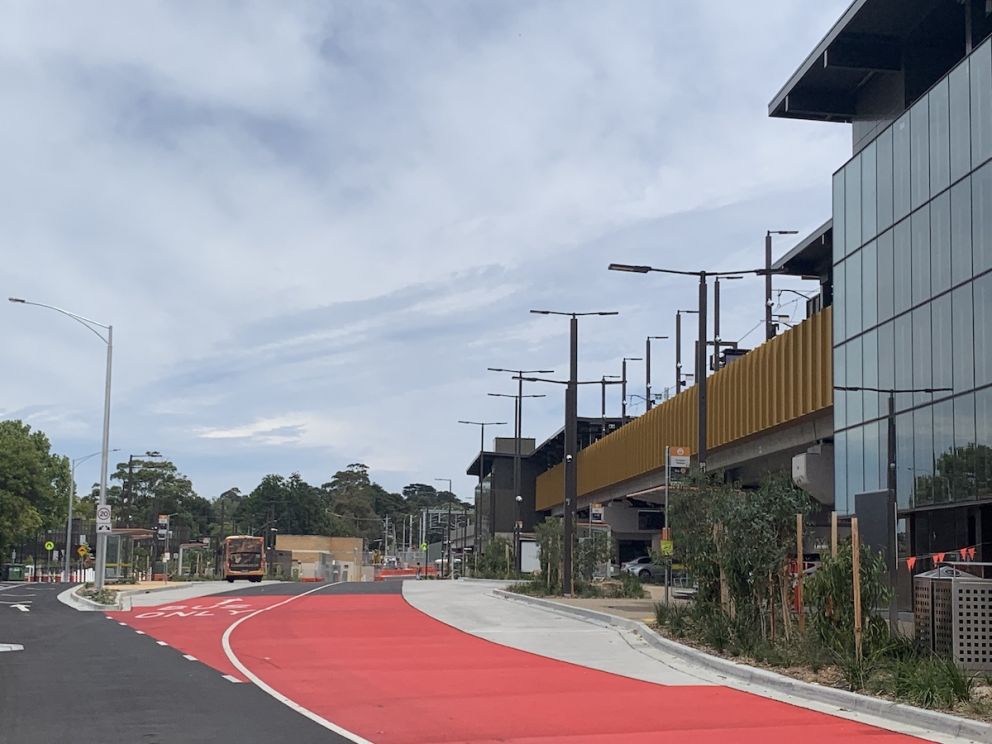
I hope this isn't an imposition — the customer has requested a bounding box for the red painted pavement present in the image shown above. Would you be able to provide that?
[112,592,924,743]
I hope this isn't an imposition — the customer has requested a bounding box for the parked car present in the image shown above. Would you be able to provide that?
[621,556,664,581]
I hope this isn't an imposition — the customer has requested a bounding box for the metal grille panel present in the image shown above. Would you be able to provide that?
[914,577,932,650]
[952,581,992,670]
[933,579,954,658]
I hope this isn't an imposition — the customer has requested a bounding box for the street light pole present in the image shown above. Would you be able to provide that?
[434,478,453,578]
[646,336,668,410]
[65,449,120,582]
[621,356,642,425]
[765,230,799,341]
[675,310,698,394]
[9,297,114,591]
[530,309,618,596]
[697,273,708,468]
[600,375,620,434]
[712,277,742,371]
[457,420,506,563]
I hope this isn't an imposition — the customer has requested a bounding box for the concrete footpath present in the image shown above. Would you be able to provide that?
[403,580,985,744]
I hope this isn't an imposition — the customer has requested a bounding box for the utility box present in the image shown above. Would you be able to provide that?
[915,564,992,670]
[3,564,26,581]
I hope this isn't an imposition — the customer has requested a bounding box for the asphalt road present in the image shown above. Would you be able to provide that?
[0,580,358,744]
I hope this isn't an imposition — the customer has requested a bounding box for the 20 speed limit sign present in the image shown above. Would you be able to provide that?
[96,505,112,533]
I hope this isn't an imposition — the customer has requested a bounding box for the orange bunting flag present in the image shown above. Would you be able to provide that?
[967,547,977,560]
[906,556,917,571]
[933,552,946,564]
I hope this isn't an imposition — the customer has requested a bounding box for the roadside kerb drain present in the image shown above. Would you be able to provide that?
[493,589,992,744]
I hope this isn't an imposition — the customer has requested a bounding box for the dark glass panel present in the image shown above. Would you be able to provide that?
[862,240,877,330]
[847,337,863,425]
[834,344,847,431]
[877,128,894,232]
[878,320,895,393]
[895,412,914,509]
[973,161,992,274]
[863,328,879,421]
[931,191,951,296]
[932,399,954,504]
[911,96,930,210]
[835,430,848,514]
[877,229,894,322]
[929,79,950,197]
[894,313,913,412]
[951,177,973,285]
[894,113,911,221]
[864,420,881,493]
[846,155,862,254]
[848,425,865,501]
[975,388,992,499]
[931,293,953,397]
[952,283,975,393]
[911,206,931,306]
[894,220,912,314]
[913,407,934,506]
[971,38,992,169]
[846,252,862,339]
[862,141,878,241]
[912,305,933,407]
[950,56,971,182]
[833,170,846,263]
[974,272,992,387]
[953,392,977,502]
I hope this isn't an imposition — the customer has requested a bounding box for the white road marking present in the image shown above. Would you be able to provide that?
[135,630,146,635]
[221,583,372,744]
[183,654,197,661]
[118,622,127,626]
[9,604,30,612]
[0,643,24,652]
[156,641,168,646]
[222,674,244,683]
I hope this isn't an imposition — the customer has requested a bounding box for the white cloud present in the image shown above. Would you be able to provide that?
[1,1,853,500]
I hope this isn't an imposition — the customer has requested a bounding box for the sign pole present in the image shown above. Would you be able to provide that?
[664,446,670,606]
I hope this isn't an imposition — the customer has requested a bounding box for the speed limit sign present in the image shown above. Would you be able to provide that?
[96,505,112,533]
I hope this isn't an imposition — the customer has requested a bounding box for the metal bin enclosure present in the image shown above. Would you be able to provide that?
[915,564,992,671]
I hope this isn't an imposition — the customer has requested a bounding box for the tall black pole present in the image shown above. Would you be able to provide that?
[621,358,628,425]
[514,377,522,573]
[601,377,607,435]
[563,315,578,596]
[646,337,653,410]
[697,273,708,469]
[765,231,774,341]
[887,392,898,630]
[675,312,682,394]
[713,279,721,372]
[476,425,484,569]
[446,501,452,579]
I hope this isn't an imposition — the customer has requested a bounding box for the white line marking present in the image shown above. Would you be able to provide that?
[183,654,197,661]
[0,643,24,652]
[118,622,127,626]
[222,674,244,683]
[221,583,372,744]
[135,630,146,635]
[156,641,168,646]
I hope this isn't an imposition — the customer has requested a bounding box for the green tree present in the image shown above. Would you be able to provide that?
[0,420,70,556]
[237,473,331,536]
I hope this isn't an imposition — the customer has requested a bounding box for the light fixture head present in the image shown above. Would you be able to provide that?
[608,263,652,274]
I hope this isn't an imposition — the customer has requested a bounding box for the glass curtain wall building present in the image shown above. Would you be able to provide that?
[833,37,992,557]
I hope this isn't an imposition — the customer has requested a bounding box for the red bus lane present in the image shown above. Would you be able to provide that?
[223,593,922,744]
[108,596,279,680]
[109,591,925,742]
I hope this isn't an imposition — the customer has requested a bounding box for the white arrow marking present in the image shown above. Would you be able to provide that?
[10,604,30,612]
[0,643,24,652]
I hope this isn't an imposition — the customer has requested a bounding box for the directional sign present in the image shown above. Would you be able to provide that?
[96,505,112,533]
[668,446,691,469]
[44,541,54,551]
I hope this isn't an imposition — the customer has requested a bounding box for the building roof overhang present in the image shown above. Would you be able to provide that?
[772,220,833,278]
[768,0,947,122]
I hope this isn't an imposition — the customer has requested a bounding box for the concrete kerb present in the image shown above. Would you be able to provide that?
[57,584,122,611]
[493,589,992,744]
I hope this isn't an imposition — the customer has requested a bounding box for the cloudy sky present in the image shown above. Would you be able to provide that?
[2,1,852,504]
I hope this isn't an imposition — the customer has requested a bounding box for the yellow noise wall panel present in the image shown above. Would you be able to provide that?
[535,309,832,509]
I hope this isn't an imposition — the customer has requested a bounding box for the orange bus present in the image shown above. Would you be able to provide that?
[223,535,265,582]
